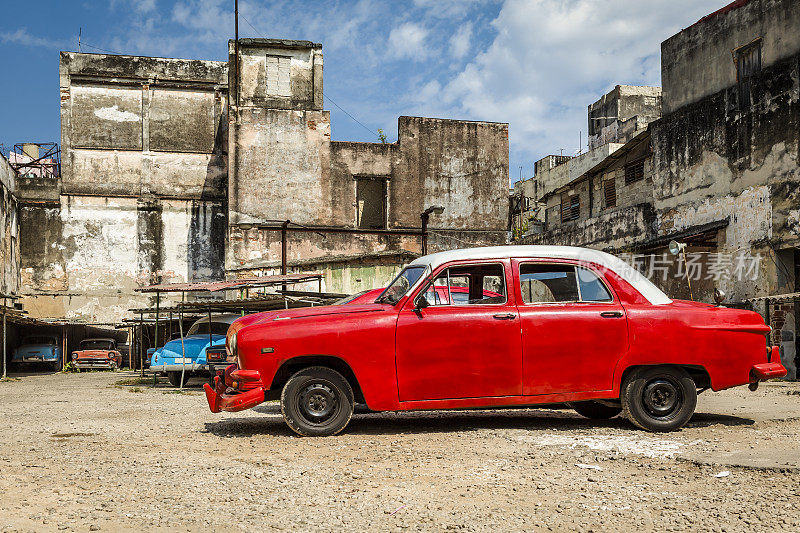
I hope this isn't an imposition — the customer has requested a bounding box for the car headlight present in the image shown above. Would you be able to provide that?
[228,333,239,365]
[71,353,77,360]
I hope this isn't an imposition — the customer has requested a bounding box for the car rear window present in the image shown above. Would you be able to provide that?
[519,264,612,303]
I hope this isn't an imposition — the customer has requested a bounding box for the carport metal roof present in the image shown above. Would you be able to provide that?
[135,273,323,293]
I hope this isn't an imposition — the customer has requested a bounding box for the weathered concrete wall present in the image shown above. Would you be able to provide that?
[20,196,225,322]
[228,112,509,276]
[522,203,657,251]
[394,116,509,231]
[0,155,19,296]
[588,85,661,149]
[60,53,228,199]
[231,39,323,111]
[228,108,331,225]
[662,0,800,114]
[651,47,800,304]
[27,52,231,323]
[533,143,623,201]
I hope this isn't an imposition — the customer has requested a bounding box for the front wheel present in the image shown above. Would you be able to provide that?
[281,366,354,437]
[568,400,621,419]
[621,366,697,432]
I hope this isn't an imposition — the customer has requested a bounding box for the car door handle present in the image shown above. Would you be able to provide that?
[600,311,623,318]
[493,313,516,320]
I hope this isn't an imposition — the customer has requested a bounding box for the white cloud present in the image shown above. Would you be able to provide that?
[136,0,157,13]
[387,22,430,61]
[435,0,724,175]
[449,21,473,59]
[0,28,65,48]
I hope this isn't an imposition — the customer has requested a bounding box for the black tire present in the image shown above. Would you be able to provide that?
[568,400,622,419]
[621,366,697,432]
[281,366,354,437]
[51,361,61,372]
[167,371,189,387]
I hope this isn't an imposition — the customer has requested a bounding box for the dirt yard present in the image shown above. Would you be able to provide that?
[0,371,799,532]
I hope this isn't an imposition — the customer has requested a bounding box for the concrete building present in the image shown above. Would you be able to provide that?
[13,38,509,325]
[0,154,20,297]
[511,85,661,240]
[514,0,800,377]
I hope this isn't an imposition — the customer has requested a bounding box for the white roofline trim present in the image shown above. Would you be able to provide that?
[408,246,672,305]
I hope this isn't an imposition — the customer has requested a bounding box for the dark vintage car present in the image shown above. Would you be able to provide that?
[205,246,786,437]
[12,336,62,371]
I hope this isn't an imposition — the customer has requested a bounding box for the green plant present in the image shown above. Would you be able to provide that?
[63,361,78,373]
[377,129,388,144]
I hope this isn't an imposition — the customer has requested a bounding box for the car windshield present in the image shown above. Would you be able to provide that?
[23,336,56,346]
[186,321,231,336]
[80,340,114,350]
[376,266,428,305]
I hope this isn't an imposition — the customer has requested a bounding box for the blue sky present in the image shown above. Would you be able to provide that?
[1,0,724,184]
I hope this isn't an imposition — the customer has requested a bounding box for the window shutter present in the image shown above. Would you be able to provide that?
[624,160,645,185]
[604,179,616,208]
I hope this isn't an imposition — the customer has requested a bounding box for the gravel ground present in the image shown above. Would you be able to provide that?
[0,370,799,532]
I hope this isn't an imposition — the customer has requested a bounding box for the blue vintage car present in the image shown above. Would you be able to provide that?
[150,315,238,387]
[12,335,62,371]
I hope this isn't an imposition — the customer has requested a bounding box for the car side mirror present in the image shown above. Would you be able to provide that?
[415,296,429,310]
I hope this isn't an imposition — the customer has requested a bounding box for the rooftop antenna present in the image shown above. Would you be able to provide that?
[78,27,81,52]
[519,166,523,181]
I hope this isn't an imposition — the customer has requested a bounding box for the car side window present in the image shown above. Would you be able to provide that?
[519,264,613,303]
[421,263,507,306]
[423,273,450,305]
[576,267,613,302]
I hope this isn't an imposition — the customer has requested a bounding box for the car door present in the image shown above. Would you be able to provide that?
[514,260,629,395]
[395,260,523,402]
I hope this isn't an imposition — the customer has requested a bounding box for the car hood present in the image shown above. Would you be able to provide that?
[159,334,225,360]
[248,303,388,326]
[15,344,57,352]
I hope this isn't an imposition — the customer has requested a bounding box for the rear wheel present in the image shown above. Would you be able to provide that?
[568,400,621,419]
[621,366,697,432]
[281,366,354,437]
[167,371,189,387]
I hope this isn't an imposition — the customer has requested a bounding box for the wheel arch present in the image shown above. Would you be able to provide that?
[270,355,365,404]
[618,363,712,392]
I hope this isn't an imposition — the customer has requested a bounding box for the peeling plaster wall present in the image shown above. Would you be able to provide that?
[522,203,657,251]
[228,108,332,225]
[20,52,230,323]
[20,196,225,322]
[0,155,19,295]
[651,48,800,300]
[662,0,800,114]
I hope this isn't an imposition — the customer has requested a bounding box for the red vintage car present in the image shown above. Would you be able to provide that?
[71,338,123,370]
[204,246,786,436]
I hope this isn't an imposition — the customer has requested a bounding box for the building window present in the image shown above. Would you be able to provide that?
[266,55,291,97]
[736,40,761,109]
[624,159,645,185]
[604,178,616,208]
[356,177,387,229]
[561,194,580,223]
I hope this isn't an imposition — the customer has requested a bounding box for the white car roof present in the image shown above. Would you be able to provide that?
[408,245,672,305]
